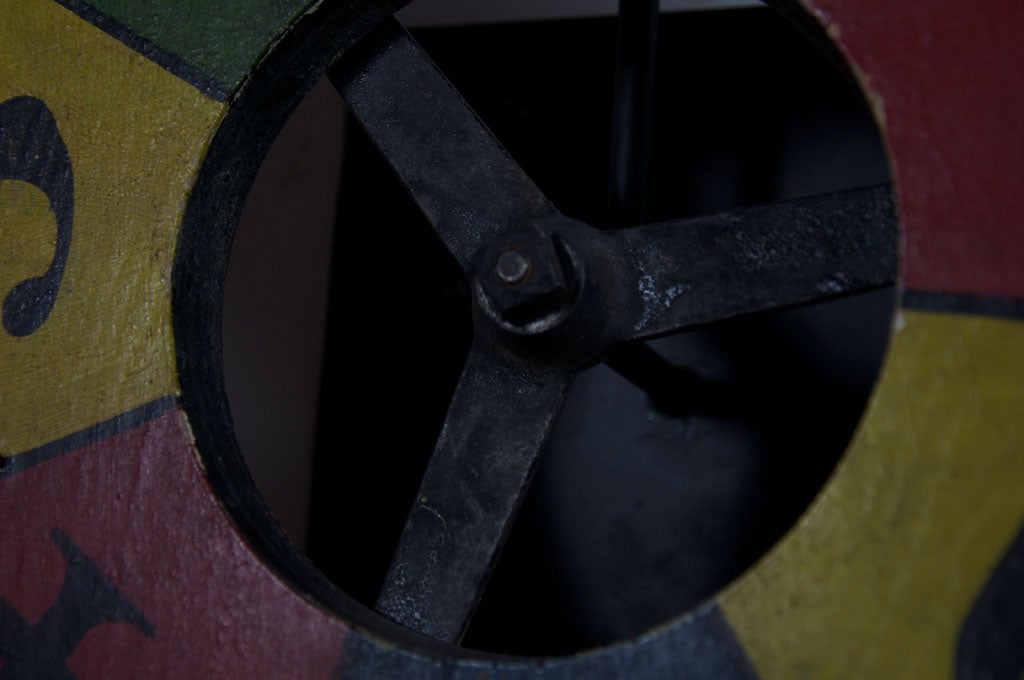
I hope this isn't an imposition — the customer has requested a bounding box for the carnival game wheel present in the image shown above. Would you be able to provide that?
[1,0,1022,678]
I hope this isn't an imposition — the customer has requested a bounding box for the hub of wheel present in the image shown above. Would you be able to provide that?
[475,224,581,333]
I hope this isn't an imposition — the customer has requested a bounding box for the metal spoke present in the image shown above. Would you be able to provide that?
[330,18,557,272]
[375,340,573,643]
[604,184,898,342]
[608,0,660,227]
[329,11,898,648]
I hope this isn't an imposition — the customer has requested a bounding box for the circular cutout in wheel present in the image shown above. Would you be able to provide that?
[1,0,1022,678]
[283,7,895,656]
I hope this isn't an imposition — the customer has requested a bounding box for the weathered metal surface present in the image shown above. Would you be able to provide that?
[332,20,897,646]
[376,341,573,642]
[605,184,898,341]
[330,19,558,272]
[0,0,1022,677]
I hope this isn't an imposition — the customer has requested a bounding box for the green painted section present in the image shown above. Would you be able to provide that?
[85,0,314,88]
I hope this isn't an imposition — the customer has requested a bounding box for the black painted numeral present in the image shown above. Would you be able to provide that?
[0,528,155,679]
[0,96,74,337]
[957,524,1024,680]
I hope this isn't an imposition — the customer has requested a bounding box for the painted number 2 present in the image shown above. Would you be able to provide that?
[0,96,74,337]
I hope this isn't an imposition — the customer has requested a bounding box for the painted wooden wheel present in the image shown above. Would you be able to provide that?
[1,0,1022,677]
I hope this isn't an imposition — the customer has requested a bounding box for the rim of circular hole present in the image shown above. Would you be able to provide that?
[174,0,899,664]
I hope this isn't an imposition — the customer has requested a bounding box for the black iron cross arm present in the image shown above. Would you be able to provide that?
[374,340,573,643]
[330,18,558,273]
[602,184,899,343]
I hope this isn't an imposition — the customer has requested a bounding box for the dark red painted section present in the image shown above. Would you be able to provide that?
[0,410,344,679]
[3,4,1021,678]
[808,0,1024,299]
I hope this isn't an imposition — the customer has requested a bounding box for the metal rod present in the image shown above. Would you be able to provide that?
[607,0,660,227]
[605,0,666,400]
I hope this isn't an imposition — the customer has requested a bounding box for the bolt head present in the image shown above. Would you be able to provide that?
[495,249,532,286]
[476,227,578,330]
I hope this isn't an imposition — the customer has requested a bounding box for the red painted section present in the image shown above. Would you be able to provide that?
[2,5,1020,678]
[0,410,345,679]
[806,0,1024,298]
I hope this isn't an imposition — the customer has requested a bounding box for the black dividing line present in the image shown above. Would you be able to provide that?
[957,524,1024,680]
[52,0,231,102]
[903,290,1024,322]
[335,603,761,679]
[0,395,178,478]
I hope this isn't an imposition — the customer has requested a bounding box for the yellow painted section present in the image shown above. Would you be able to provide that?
[720,310,1024,679]
[0,181,57,300]
[0,0,224,455]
